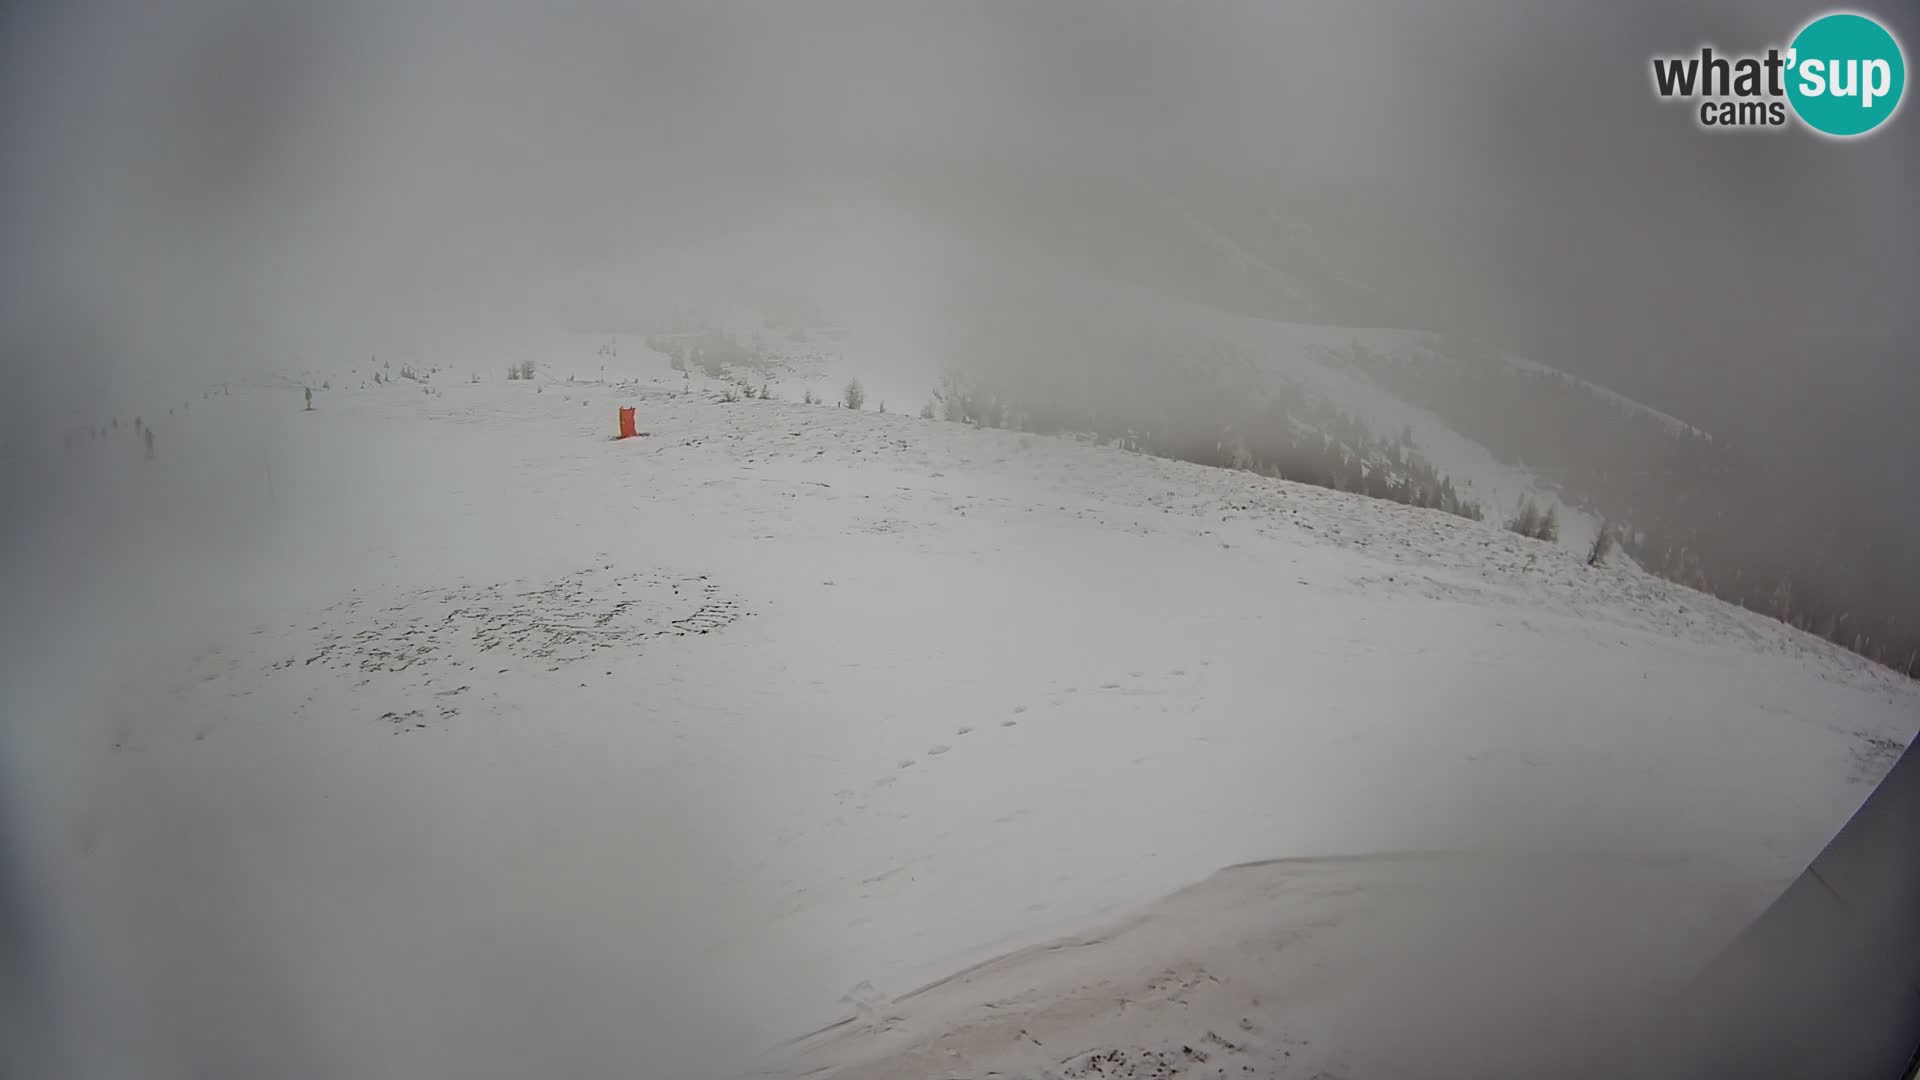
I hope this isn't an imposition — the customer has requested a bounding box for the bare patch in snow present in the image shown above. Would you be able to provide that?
[284,568,745,675]
[1848,734,1906,785]
[172,568,751,734]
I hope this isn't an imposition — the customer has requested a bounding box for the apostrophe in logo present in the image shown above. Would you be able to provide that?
[1786,12,1905,137]
[1649,10,1906,137]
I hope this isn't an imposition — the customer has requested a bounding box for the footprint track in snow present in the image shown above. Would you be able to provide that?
[860,672,1198,801]
[859,707,1037,797]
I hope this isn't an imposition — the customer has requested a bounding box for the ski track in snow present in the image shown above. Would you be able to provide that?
[14,349,1918,1080]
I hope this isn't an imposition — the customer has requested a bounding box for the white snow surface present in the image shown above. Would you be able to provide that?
[6,345,1914,1080]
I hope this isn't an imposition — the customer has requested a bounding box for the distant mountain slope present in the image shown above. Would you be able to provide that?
[544,175,1909,675]
[1499,352,1708,441]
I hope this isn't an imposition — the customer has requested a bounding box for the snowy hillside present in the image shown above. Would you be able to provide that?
[8,344,1914,1080]
[602,243,1698,564]
[1499,351,1707,441]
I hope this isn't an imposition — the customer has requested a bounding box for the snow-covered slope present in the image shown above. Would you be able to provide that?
[632,255,1683,560]
[772,850,1763,1080]
[7,345,1912,1080]
[1500,351,1707,441]
[1174,312,1619,550]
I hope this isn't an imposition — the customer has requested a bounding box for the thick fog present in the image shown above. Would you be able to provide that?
[6,1,1915,436]
[9,0,1913,598]
[5,0,1914,536]
[3,1,1916,1077]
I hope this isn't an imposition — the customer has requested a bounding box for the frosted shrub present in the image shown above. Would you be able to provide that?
[1587,521,1616,565]
[1506,498,1559,542]
[1507,498,1542,539]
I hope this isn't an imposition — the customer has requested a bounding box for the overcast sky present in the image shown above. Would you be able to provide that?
[4,0,1915,487]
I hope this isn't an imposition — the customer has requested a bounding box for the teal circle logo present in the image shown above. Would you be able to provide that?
[1787,12,1906,137]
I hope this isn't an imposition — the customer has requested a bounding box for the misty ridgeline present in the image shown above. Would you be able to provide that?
[42,303,1913,685]
[646,315,1917,682]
